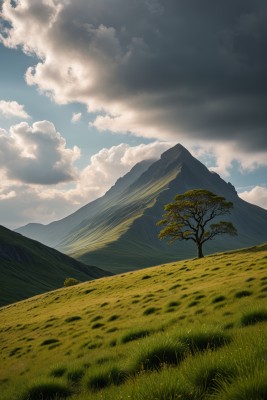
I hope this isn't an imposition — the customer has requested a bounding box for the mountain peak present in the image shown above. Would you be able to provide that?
[160,143,192,161]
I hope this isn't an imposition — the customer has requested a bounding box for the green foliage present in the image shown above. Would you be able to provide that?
[158,189,237,258]
[64,278,80,287]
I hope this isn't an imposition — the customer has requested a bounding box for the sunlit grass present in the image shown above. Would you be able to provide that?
[0,243,267,399]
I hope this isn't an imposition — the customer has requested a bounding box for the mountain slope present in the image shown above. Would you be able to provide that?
[17,144,267,273]
[0,225,111,306]
[1,244,267,400]
[16,158,155,248]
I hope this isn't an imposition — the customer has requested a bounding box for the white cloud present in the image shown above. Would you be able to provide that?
[0,140,170,228]
[239,186,267,210]
[0,190,16,200]
[0,100,30,119]
[0,120,80,184]
[71,112,82,123]
[40,141,172,204]
[192,142,267,178]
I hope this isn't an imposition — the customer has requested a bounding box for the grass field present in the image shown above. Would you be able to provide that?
[1,243,267,399]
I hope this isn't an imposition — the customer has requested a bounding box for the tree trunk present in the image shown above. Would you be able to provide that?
[197,243,204,258]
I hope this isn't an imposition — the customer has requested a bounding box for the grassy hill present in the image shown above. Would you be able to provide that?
[0,244,267,400]
[0,225,111,306]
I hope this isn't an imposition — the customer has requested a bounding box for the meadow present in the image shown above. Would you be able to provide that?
[1,243,267,399]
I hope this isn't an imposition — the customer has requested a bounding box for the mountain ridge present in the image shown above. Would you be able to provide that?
[16,143,267,273]
[16,158,156,247]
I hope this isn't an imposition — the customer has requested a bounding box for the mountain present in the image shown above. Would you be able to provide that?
[0,225,111,306]
[17,144,267,273]
[16,158,155,248]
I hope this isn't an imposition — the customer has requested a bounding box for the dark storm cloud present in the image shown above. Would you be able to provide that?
[1,0,267,149]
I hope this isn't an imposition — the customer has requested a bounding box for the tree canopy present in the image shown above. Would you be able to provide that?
[157,189,237,258]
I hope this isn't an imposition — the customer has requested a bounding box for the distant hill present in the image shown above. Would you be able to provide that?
[0,225,111,306]
[17,144,267,273]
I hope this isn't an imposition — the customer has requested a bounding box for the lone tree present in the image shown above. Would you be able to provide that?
[157,189,237,258]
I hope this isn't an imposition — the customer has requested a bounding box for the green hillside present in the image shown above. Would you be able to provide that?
[1,244,267,400]
[0,226,111,306]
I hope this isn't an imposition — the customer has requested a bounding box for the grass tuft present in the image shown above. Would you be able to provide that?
[221,370,267,400]
[90,315,102,322]
[121,329,151,344]
[212,295,226,303]
[67,367,85,384]
[240,309,267,326]
[20,380,71,400]
[49,365,67,378]
[234,290,252,298]
[178,329,231,353]
[142,275,151,280]
[131,336,186,372]
[91,322,104,329]
[107,315,119,322]
[190,363,236,394]
[40,339,59,346]
[143,307,158,316]
[87,365,127,391]
[65,316,81,323]
[167,301,180,308]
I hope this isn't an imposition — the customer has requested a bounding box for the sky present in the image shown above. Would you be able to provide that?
[0,0,267,229]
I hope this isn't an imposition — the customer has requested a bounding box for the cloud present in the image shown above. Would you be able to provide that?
[0,190,16,200]
[0,100,30,119]
[41,141,172,205]
[1,0,267,152]
[0,140,170,228]
[239,186,267,209]
[0,120,80,184]
[71,112,82,123]
[192,142,267,178]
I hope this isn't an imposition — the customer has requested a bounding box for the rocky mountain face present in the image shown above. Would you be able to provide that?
[16,144,267,273]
